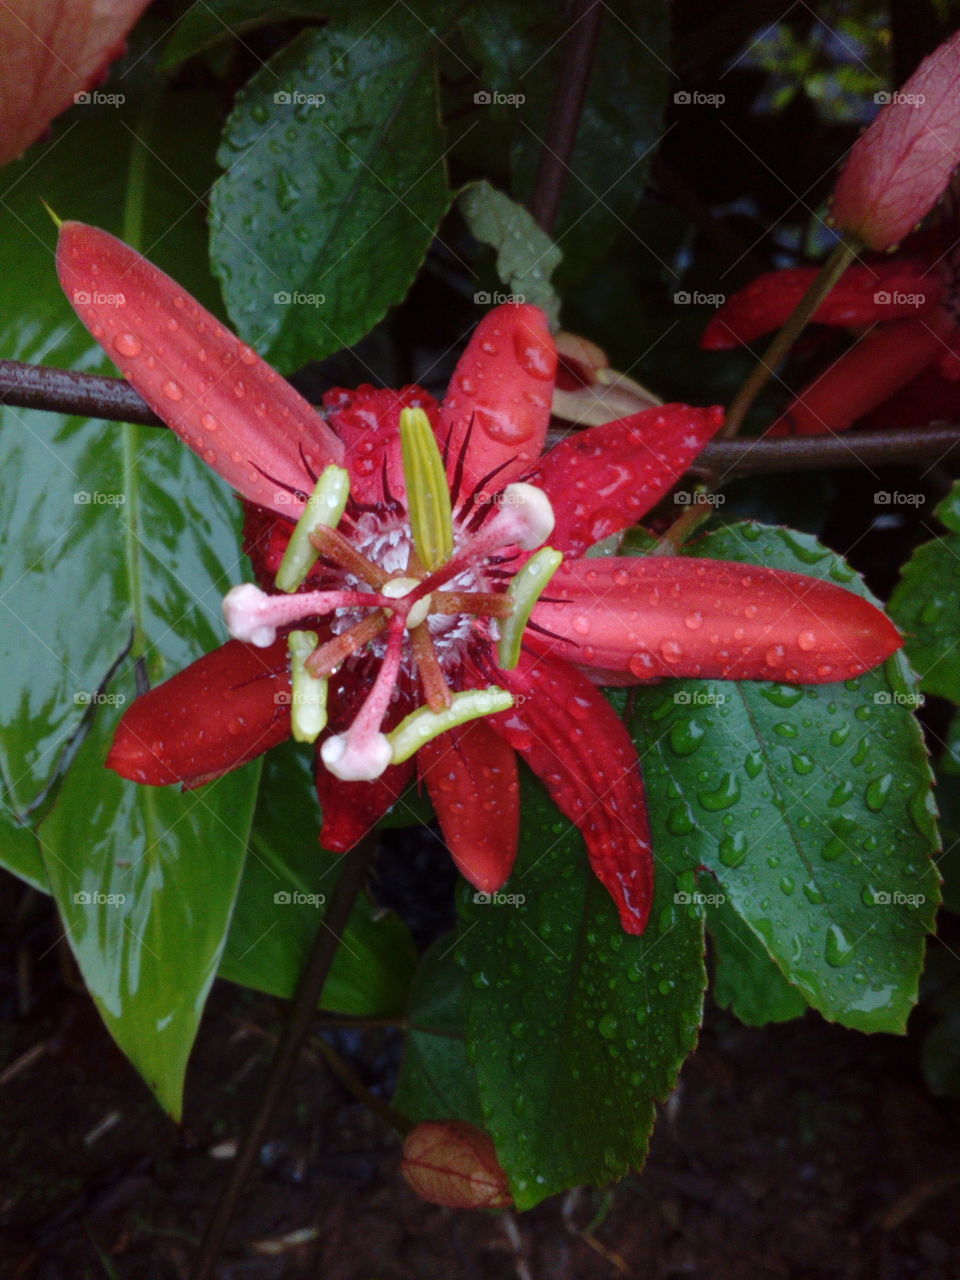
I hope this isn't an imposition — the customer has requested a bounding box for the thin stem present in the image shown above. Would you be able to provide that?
[722,235,862,438]
[190,833,378,1280]
[0,360,162,425]
[311,1036,413,1136]
[530,0,604,235]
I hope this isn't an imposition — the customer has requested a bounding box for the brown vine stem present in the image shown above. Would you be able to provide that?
[530,0,604,235]
[190,832,378,1280]
[3,359,960,474]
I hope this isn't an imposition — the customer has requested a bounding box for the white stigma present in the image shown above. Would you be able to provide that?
[382,576,432,628]
[487,483,555,550]
[320,730,393,781]
[223,583,279,647]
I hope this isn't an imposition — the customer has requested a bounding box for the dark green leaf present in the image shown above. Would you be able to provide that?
[889,481,960,705]
[707,896,807,1025]
[160,1,329,69]
[221,743,417,1016]
[460,771,705,1210]
[393,938,484,1125]
[628,523,940,1034]
[209,16,452,371]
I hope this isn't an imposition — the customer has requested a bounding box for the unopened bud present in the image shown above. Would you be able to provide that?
[401,1121,512,1210]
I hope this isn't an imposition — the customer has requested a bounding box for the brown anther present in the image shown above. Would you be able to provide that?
[410,623,453,711]
[432,590,514,618]
[309,526,390,589]
[305,610,389,678]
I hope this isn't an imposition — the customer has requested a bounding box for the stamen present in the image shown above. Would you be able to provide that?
[309,525,390,589]
[320,622,405,781]
[276,465,350,593]
[223,583,377,647]
[433,590,514,618]
[288,630,328,743]
[497,547,563,670]
[305,610,389,679]
[399,406,454,570]
[387,688,514,763]
[410,623,453,710]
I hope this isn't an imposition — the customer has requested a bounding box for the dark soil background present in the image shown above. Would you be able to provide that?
[3,856,960,1280]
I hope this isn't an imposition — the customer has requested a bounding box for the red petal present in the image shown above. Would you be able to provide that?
[438,304,556,503]
[767,314,947,435]
[401,1121,512,1209]
[0,1,149,166]
[485,653,654,935]
[322,383,439,507]
[57,222,343,515]
[528,403,724,555]
[315,757,415,851]
[418,719,519,893]
[857,365,960,430]
[529,556,902,682]
[106,639,291,786]
[832,31,960,250]
[701,260,942,349]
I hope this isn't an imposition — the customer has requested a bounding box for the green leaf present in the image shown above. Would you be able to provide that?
[220,743,417,1016]
[0,794,49,893]
[39,667,260,1120]
[459,180,562,325]
[209,15,452,372]
[889,481,960,704]
[628,522,940,1035]
[707,896,807,1026]
[460,770,705,1210]
[160,1,329,69]
[0,96,260,1115]
[393,939,484,1126]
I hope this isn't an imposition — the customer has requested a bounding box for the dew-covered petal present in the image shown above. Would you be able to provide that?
[418,719,519,893]
[527,403,724,555]
[482,652,654,935]
[106,639,291,787]
[57,222,343,516]
[322,383,440,507]
[439,303,556,504]
[529,556,902,682]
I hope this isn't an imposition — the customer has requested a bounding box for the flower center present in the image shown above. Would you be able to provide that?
[221,407,561,780]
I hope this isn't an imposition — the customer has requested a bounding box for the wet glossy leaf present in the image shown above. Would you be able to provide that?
[221,744,417,1016]
[890,481,960,705]
[209,14,452,372]
[39,666,260,1120]
[708,896,807,1025]
[628,522,939,1035]
[459,180,562,325]
[460,770,705,1210]
[160,1,334,68]
[393,939,484,1126]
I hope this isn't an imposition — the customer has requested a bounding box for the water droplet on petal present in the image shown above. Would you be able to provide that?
[113,332,141,357]
[162,379,183,401]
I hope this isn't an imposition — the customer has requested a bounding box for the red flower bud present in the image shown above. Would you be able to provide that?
[832,30,960,250]
[401,1121,512,1210]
